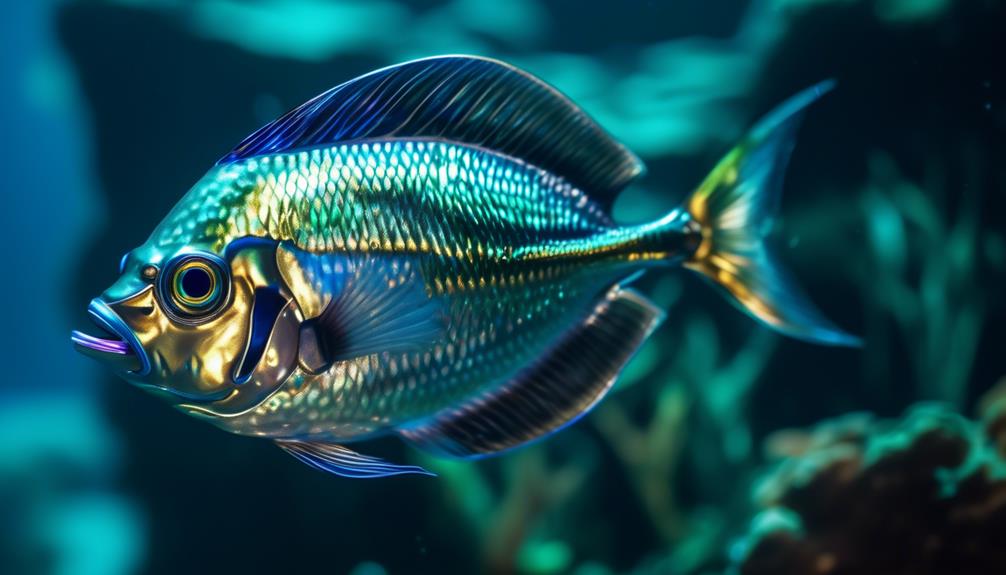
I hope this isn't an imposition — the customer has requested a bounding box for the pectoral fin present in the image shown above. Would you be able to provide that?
[276,440,434,479]
[277,245,444,373]
[302,260,442,367]
[398,287,663,458]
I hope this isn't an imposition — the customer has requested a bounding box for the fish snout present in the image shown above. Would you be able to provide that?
[71,297,150,375]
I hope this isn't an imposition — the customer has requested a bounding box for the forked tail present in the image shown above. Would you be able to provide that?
[682,81,860,346]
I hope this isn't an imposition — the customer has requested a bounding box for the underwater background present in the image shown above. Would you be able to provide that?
[2,0,1005,573]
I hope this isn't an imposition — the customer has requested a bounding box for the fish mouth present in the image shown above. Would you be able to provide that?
[72,299,150,375]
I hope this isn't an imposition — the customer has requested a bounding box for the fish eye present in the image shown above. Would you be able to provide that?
[160,254,229,321]
[176,263,214,303]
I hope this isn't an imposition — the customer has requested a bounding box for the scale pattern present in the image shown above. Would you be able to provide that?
[151,140,682,438]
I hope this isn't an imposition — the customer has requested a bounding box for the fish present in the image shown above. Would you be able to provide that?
[72,56,858,478]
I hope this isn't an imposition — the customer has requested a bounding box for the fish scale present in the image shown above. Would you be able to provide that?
[154,140,642,437]
[179,141,612,258]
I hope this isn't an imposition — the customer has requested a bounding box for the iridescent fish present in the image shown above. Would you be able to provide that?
[72,56,858,478]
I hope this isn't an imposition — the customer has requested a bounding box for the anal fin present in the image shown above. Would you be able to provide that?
[276,440,434,478]
[398,287,664,458]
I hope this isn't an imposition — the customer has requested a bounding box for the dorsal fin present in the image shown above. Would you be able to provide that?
[219,55,645,206]
[397,287,663,459]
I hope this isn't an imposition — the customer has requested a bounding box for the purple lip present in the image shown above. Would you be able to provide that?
[72,298,148,375]
[71,329,131,354]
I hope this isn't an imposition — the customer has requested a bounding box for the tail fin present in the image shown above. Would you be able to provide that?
[683,81,860,346]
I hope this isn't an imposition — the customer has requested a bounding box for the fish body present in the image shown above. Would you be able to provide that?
[73,56,856,477]
[135,139,693,440]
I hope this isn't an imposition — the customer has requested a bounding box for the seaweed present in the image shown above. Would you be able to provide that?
[417,445,592,574]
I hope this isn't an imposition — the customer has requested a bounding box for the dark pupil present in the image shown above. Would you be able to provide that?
[181,268,213,300]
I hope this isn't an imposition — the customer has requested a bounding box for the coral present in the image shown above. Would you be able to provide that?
[979,378,1006,458]
[734,403,1006,575]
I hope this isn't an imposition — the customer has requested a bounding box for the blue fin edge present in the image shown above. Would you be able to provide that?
[276,440,435,479]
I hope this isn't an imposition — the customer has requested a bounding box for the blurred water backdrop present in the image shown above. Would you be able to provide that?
[1,0,1004,574]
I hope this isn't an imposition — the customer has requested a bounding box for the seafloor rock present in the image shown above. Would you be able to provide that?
[734,402,1006,575]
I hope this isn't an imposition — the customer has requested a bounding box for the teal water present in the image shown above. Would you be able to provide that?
[1,1,1003,574]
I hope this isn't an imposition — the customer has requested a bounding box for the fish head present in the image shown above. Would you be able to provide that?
[73,239,301,418]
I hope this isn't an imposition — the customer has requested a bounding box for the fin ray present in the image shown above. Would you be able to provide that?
[683,81,860,346]
[277,245,443,372]
[276,440,434,478]
[398,286,663,459]
[219,55,644,205]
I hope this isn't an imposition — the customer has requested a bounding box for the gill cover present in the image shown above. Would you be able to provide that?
[176,240,301,417]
